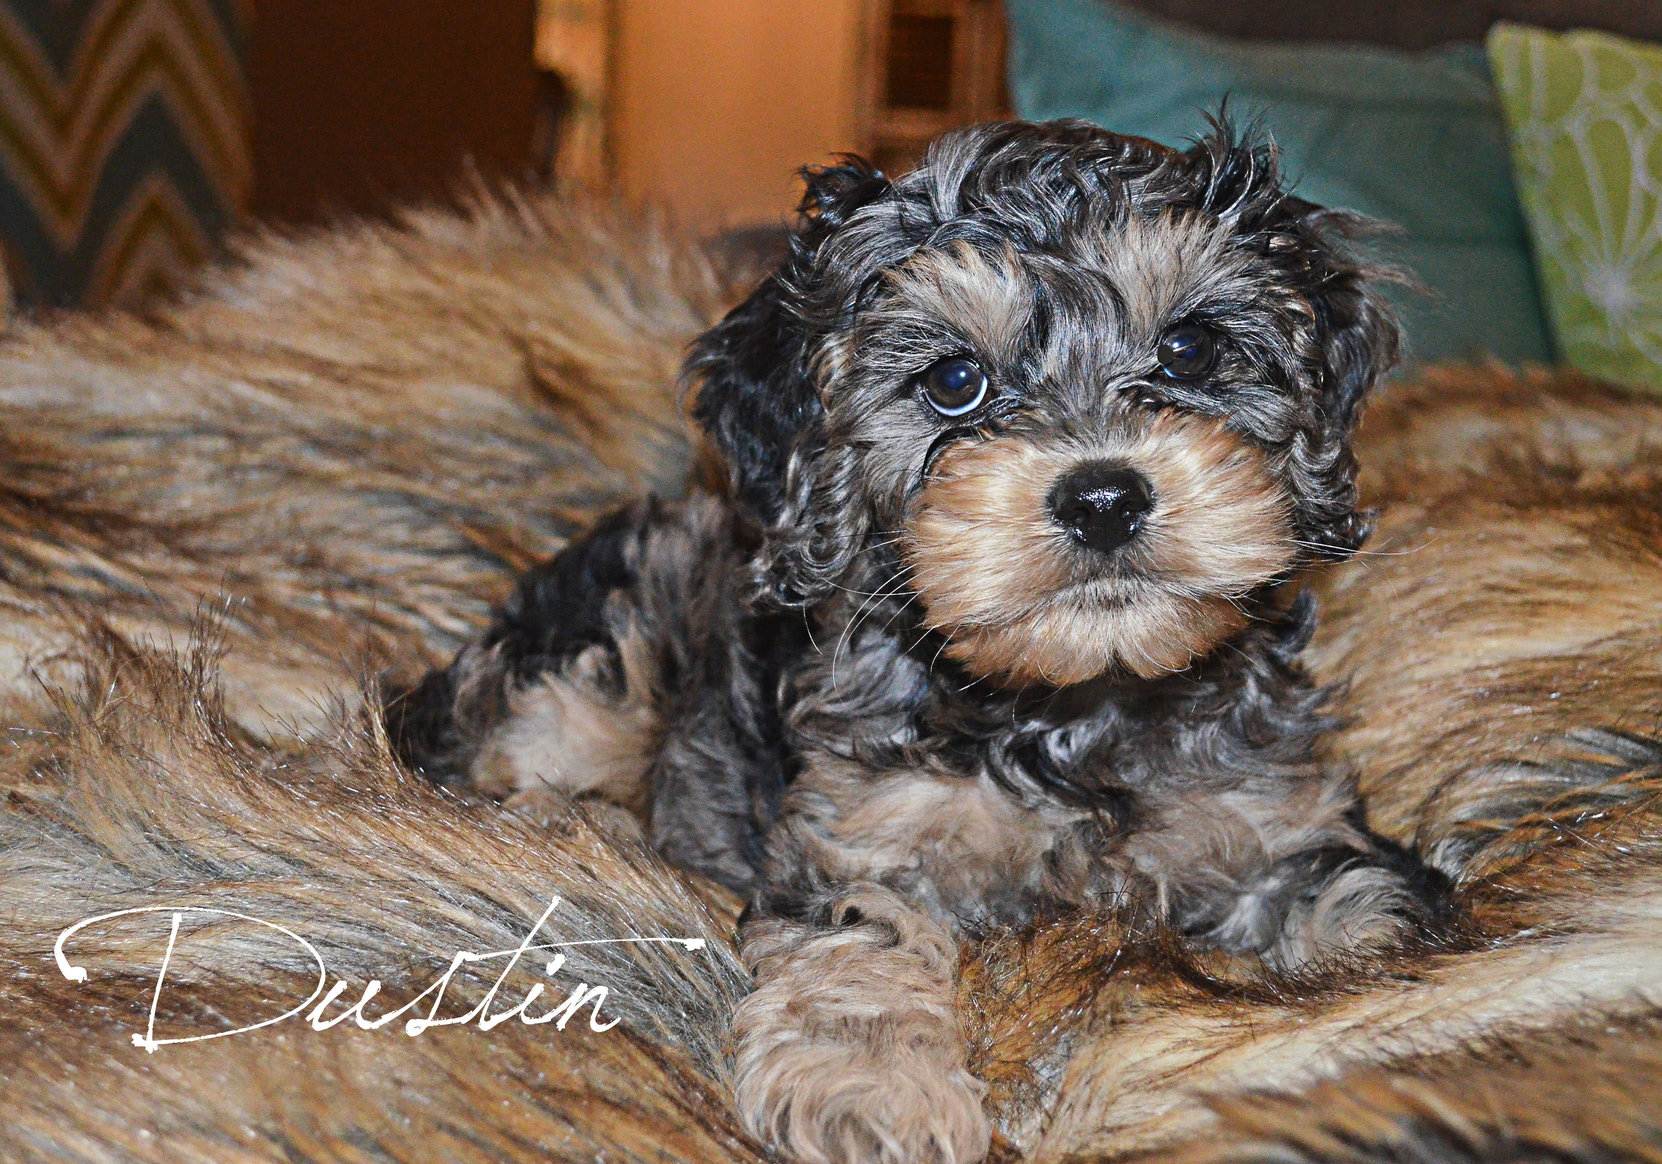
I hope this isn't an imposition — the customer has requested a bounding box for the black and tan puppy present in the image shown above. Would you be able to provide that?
[390,119,1442,1164]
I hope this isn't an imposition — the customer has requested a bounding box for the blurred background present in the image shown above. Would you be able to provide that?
[2,0,1660,387]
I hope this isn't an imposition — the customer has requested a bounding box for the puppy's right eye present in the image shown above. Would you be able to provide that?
[922,357,989,416]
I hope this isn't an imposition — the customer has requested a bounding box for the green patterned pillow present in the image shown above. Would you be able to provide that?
[1489,23,1662,394]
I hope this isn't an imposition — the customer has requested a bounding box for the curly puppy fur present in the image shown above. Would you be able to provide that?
[392,121,1450,1164]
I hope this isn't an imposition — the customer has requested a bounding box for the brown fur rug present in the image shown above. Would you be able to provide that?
[1,195,1660,1164]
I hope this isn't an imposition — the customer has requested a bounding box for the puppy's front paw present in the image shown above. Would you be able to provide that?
[732,1010,990,1164]
[733,897,991,1164]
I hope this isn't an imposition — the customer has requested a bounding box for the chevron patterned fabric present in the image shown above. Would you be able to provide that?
[0,0,249,308]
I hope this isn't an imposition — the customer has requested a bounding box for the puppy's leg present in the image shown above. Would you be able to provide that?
[385,494,732,818]
[731,764,1086,1164]
[1137,772,1442,971]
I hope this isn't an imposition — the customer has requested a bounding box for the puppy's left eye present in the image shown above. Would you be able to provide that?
[922,357,989,416]
[1156,324,1217,380]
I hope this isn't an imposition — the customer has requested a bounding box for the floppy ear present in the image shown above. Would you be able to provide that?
[685,272,817,524]
[1182,124,1401,559]
[1284,199,1403,557]
[1286,199,1401,435]
[686,157,892,527]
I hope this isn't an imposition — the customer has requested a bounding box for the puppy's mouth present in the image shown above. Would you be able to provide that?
[901,412,1296,685]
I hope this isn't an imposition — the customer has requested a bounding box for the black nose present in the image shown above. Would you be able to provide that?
[1048,464,1154,555]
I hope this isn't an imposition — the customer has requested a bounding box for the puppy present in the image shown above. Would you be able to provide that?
[389,119,1443,1164]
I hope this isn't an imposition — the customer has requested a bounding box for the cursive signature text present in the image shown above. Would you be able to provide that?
[53,894,708,1051]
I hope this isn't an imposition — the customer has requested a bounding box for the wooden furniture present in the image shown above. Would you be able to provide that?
[249,0,539,225]
[534,0,615,187]
[856,0,1009,176]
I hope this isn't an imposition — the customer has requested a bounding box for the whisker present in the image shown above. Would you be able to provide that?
[1292,538,1429,559]
[873,582,919,637]
[927,629,957,675]
[830,565,915,689]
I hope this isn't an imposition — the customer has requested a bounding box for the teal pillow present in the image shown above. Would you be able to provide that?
[1006,0,1554,367]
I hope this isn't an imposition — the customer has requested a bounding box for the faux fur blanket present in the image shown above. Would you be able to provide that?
[2,193,1659,1164]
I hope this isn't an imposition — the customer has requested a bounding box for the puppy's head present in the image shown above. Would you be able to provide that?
[690,119,1398,686]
